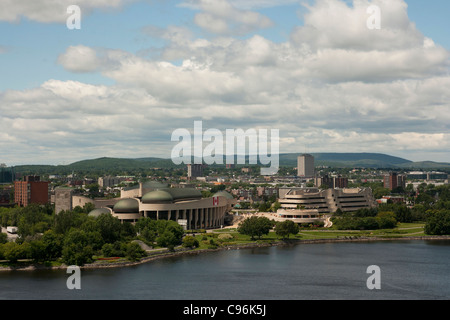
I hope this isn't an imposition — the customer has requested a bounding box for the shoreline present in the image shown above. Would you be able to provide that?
[1,235,450,272]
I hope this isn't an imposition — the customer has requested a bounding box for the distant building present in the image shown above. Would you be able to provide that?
[98,176,121,188]
[384,172,406,191]
[54,187,74,214]
[89,185,236,228]
[0,189,11,205]
[297,154,315,178]
[278,187,376,214]
[14,176,49,207]
[376,196,405,204]
[314,175,348,189]
[407,171,449,181]
[0,166,14,184]
[256,186,279,198]
[187,164,203,180]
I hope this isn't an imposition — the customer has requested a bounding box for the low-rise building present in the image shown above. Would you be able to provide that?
[278,187,376,215]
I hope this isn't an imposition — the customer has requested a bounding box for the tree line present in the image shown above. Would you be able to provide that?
[237,216,300,240]
[0,204,185,266]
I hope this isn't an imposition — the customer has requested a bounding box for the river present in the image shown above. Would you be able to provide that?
[0,240,449,300]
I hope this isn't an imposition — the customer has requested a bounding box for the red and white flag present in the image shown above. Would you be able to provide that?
[213,196,219,206]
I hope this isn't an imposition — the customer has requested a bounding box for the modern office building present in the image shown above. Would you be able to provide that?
[0,166,14,184]
[407,171,449,181]
[14,176,49,207]
[278,187,376,215]
[297,154,315,178]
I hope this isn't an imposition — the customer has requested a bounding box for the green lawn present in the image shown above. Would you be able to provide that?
[198,223,428,246]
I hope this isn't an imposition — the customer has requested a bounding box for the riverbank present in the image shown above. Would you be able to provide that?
[1,234,450,272]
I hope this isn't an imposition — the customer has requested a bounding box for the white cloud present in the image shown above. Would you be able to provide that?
[57,45,102,73]
[291,0,422,51]
[0,0,133,23]
[184,0,273,35]
[2,0,450,164]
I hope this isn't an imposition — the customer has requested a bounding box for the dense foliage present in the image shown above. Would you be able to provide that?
[0,205,185,265]
[237,216,274,240]
[275,220,300,239]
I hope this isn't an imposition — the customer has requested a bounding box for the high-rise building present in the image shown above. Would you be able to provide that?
[315,175,349,189]
[0,166,14,184]
[14,176,49,207]
[187,164,203,180]
[297,154,315,178]
[384,172,406,191]
[98,176,121,188]
[54,187,74,214]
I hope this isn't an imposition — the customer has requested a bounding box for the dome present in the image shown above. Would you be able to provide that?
[164,188,202,201]
[113,198,139,213]
[88,208,111,218]
[142,190,174,204]
[142,181,169,189]
[213,191,234,200]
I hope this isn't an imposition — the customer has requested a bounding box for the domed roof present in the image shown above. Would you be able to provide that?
[164,188,202,201]
[213,191,234,200]
[113,198,139,213]
[142,181,169,189]
[88,208,111,218]
[142,190,174,203]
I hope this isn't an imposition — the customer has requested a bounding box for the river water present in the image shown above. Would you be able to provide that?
[0,240,449,300]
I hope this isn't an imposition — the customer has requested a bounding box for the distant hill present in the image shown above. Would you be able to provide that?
[279,153,413,168]
[11,153,450,175]
[13,157,178,176]
[282,153,450,170]
[397,161,450,170]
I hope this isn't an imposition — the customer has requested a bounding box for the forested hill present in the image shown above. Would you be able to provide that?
[10,153,450,176]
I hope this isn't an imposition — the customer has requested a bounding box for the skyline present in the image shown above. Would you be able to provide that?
[1,0,450,166]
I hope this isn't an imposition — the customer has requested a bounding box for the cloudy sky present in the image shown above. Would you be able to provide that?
[0,0,449,165]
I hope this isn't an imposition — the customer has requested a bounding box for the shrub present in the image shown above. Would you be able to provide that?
[218,233,233,240]
[125,242,146,261]
[182,236,199,248]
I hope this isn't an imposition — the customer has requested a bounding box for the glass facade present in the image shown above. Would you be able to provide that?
[0,167,14,184]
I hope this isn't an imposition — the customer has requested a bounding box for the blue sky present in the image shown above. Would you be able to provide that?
[0,0,449,165]
[2,0,448,91]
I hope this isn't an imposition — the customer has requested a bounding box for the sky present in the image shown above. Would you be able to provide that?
[0,0,449,166]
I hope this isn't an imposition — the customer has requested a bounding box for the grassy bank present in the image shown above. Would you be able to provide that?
[2,222,447,271]
[186,222,429,250]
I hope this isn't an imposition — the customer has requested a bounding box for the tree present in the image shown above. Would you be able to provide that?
[156,230,179,248]
[2,242,24,263]
[94,213,123,244]
[237,216,274,240]
[42,230,63,260]
[0,232,7,244]
[271,201,281,213]
[53,210,87,234]
[424,210,450,235]
[29,240,47,263]
[376,212,398,229]
[182,235,199,248]
[62,229,95,266]
[393,205,413,223]
[275,220,300,239]
[125,242,146,261]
